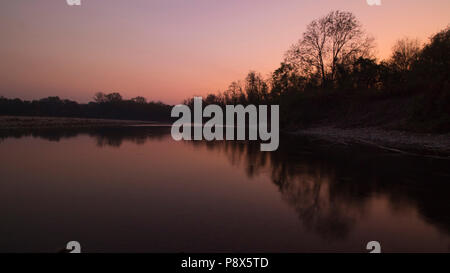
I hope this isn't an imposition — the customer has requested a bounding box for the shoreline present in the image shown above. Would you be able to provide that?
[1,116,449,158]
[293,127,450,158]
[0,116,156,129]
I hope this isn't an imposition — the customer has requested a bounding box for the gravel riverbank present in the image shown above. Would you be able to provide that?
[294,127,450,157]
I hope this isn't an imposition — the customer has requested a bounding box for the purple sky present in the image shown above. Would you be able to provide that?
[0,0,449,104]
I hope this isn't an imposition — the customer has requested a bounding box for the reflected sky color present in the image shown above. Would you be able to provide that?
[0,128,449,252]
[0,0,449,103]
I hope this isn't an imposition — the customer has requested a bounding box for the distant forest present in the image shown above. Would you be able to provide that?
[0,93,173,122]
[1,11,449,132]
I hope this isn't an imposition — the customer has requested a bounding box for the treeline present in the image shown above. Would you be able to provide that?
[1,11,448,132]
[0,92,172,122]
[185,11,449,133]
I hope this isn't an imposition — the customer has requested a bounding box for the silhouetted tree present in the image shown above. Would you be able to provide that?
[93,92,107,103]
[415,27,450,86]
[226,81,245,104]
[0,93,173,122]
[390,38,421,72]
[105,92,123,103]
[286,10,374,86]
[244,71,269,104]
[336,57,380,90]
[271,62,307,98]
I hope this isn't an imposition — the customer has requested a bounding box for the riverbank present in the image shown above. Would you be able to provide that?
[294,126,450,158]
[2,116,449,157]
[0,116,154,129]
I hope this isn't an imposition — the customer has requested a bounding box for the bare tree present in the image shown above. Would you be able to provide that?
[286,11,374,86]
[245,71,269,104]
[224,81,245,104]
[390,38,421,72]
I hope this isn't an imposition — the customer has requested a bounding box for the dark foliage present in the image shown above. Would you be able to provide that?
[1,12,448,132]
[0,92,173,122]
[185,19,449,133]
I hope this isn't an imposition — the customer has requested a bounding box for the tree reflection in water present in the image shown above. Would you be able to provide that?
[191,135,450,241]
[1,127,449,242]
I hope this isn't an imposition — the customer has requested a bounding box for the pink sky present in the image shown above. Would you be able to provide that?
[0,0,449,104]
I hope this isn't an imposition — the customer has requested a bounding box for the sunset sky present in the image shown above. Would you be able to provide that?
[0,0,449,104]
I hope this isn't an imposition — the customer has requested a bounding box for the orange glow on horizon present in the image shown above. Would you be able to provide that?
[0,0,449,104]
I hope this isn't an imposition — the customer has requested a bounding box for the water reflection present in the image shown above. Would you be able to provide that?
[0,126,170,147]
[197,137,450,241]
[0,127,449,251]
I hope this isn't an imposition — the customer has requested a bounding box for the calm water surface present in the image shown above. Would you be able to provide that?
[0,127,449,252]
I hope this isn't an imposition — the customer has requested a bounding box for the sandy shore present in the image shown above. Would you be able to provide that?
[294,127,450,157]
[0,116,154,129]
